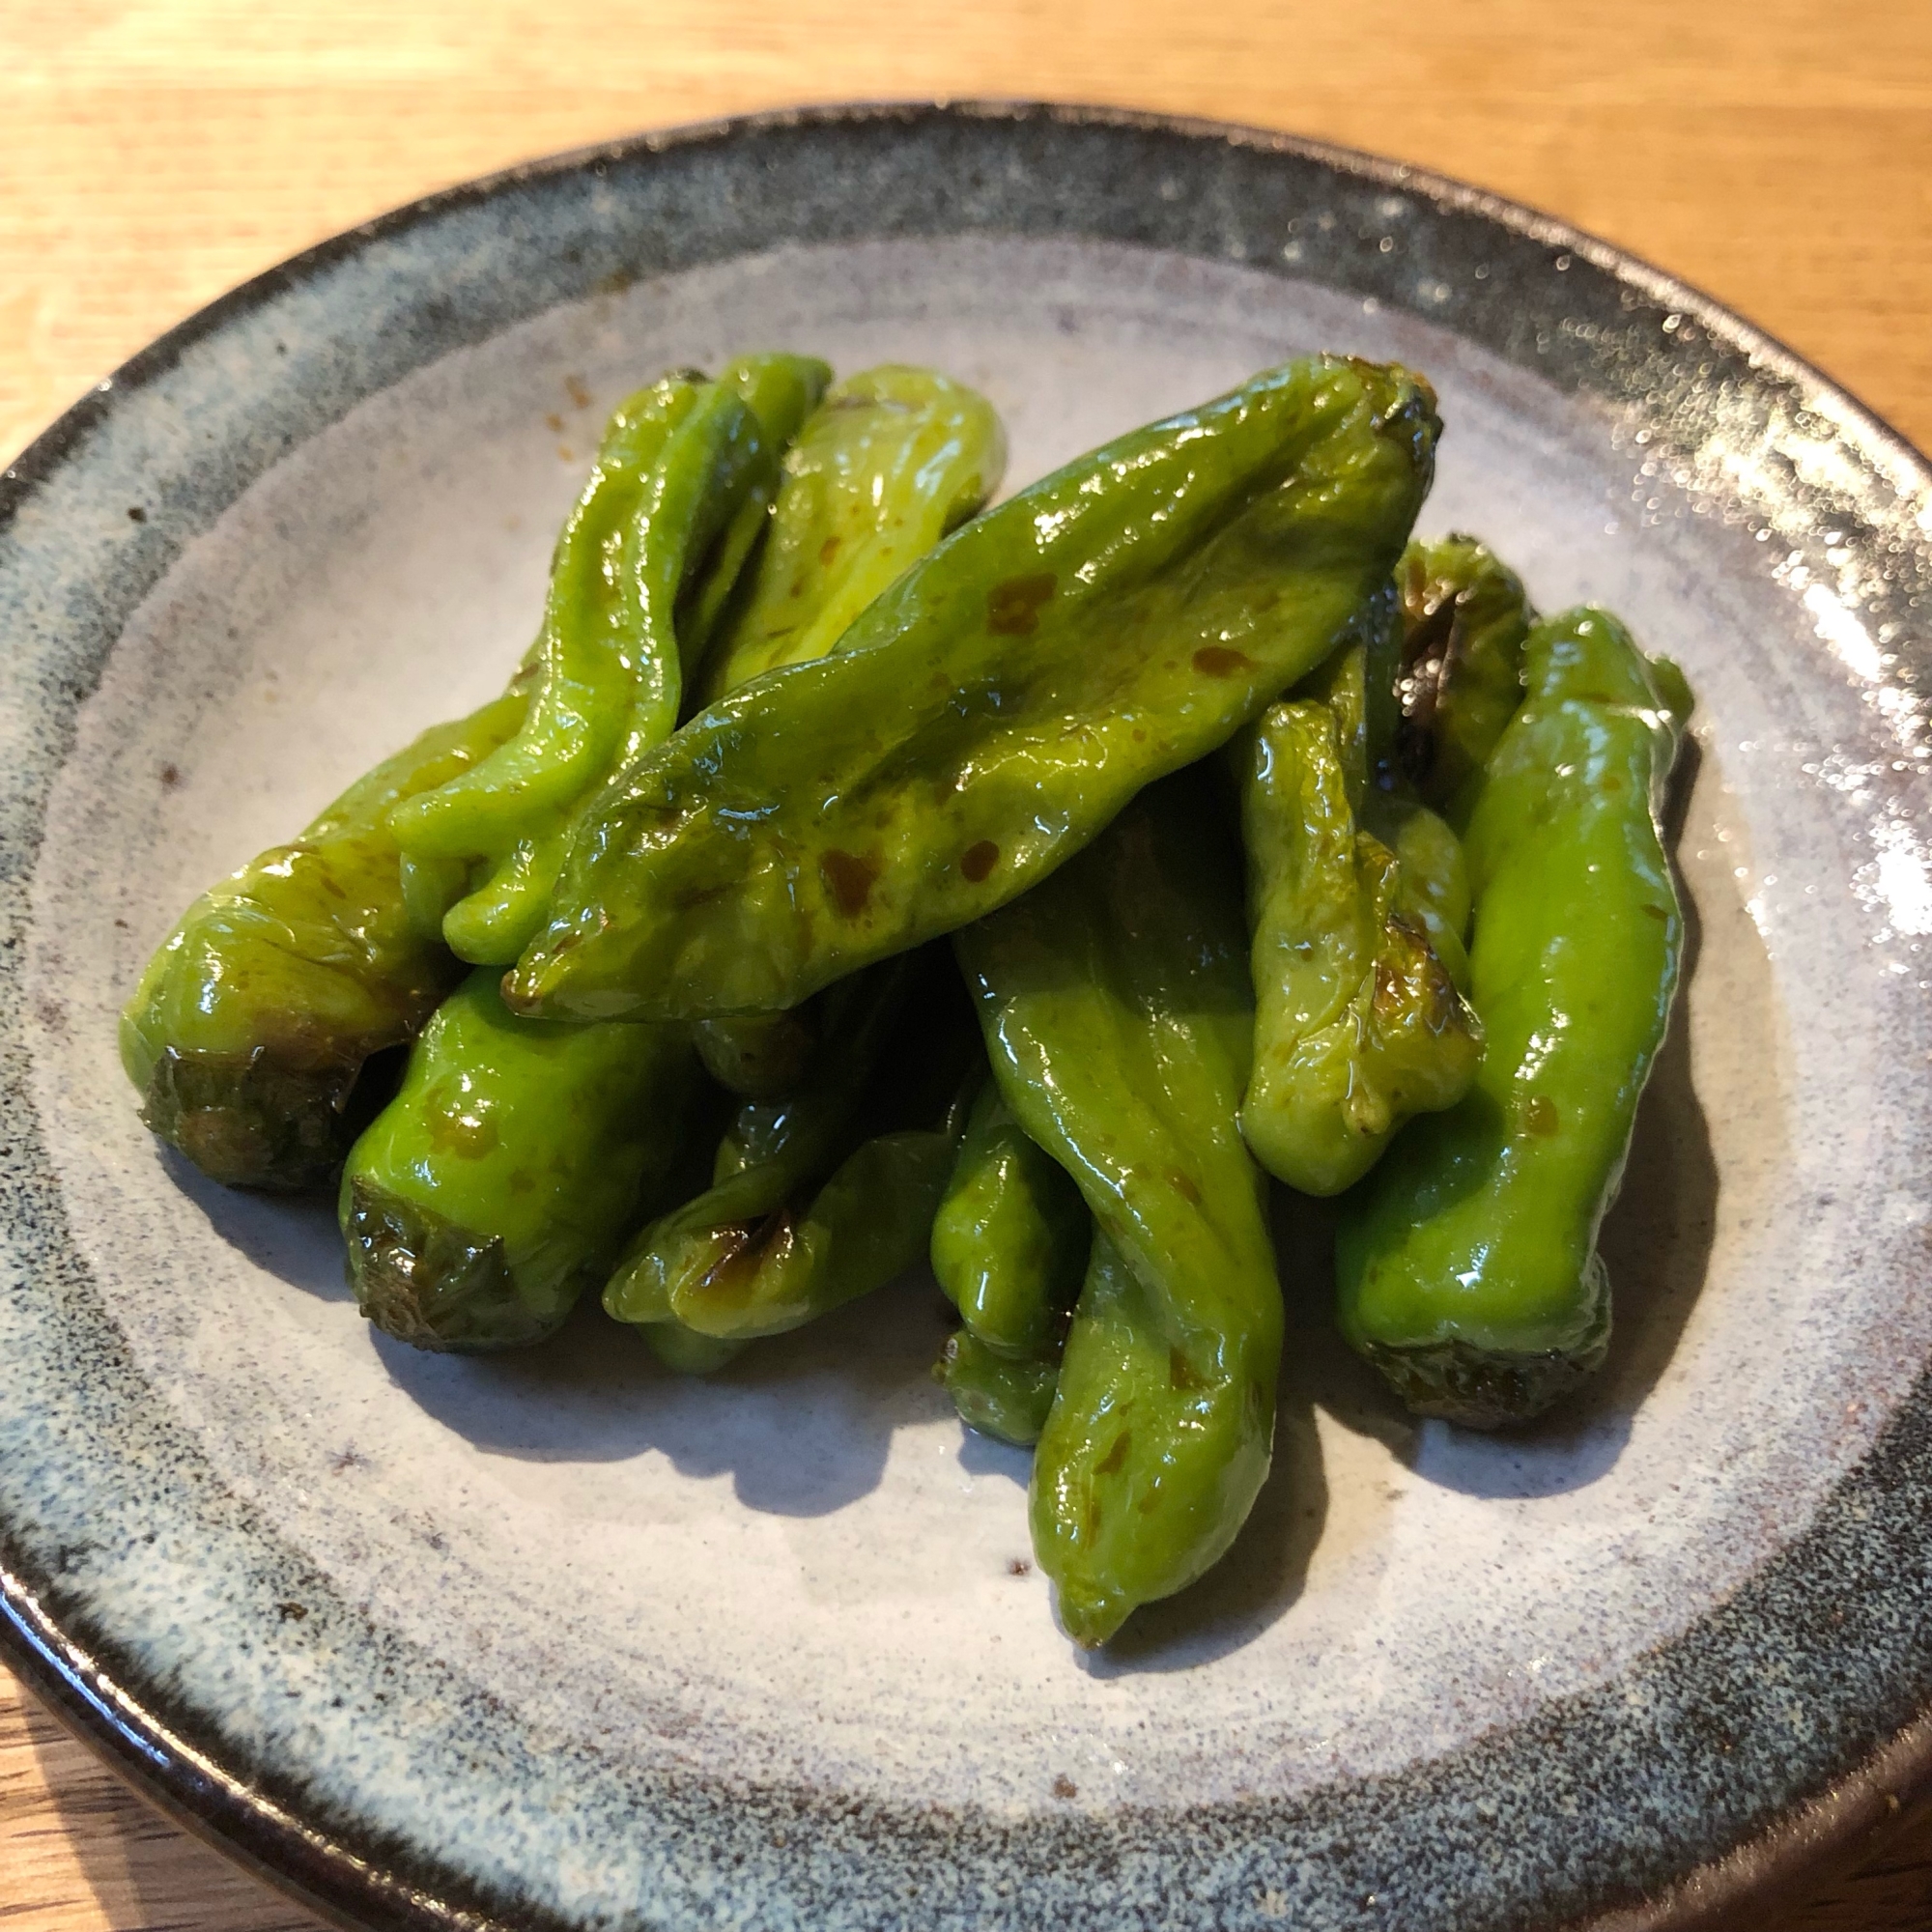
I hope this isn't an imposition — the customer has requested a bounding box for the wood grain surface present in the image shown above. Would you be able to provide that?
[2,3,1929,1926]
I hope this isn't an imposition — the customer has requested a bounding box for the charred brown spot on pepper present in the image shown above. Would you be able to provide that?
[696,1207,799,1298]
[1372,913,1464,1033]
[960,839,1000,883]
[1168,1347,1208,1392]
[985,572,1056,636]
[1192,644,1253,677]
[424,1108,499,1160]
[819,848,880,917]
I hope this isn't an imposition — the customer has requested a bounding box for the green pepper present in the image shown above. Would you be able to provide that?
[1378,798,1474,987]
[1287,593,1481,966]
[931,1077,1091,1445]
[955,771,1279,1646]
[340,969,703,1350]
[1394,533,1536,823]
[606,950,980,1364]
[346,360,1005,1353]
[389,355,830,966]
[1335,608,1690,1426]
[1236,673,1483,1197]
[694,363,1007,703]
[685,364,1007,1096]
[333,356,826,1344]
[120,688,530,1191]
[938,1331,1065,1449]
[507,355,1440,1023]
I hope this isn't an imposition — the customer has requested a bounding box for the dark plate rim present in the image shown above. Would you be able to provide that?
[3,97,1929,1932]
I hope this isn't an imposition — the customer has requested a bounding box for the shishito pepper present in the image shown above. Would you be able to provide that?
[507,355,1440,1023]
[339,970,703,1350]
[1335,609,1690,1426]
[123,355,827,1191]
[686,365,1008,1097]
[1236,691,1483,1196]
[689,1009,820,1102]
[955,771,1279,1646]
[694,364,1007,702]
[606,951,980,1366]
[120,688,530,1191]
[1235,584,1488,1199]
[348,363,1006,1350]
[1394,533,1536,823]
[931,1077,1091,1445]
[388,354,829,966]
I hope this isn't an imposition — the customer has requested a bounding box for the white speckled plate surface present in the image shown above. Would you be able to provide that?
[5,104,1932,1932]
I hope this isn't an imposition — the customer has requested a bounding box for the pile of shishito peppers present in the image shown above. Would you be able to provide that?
[122,352,1690,1646]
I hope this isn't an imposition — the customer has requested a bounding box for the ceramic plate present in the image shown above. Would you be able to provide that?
[5,103,1932,1932]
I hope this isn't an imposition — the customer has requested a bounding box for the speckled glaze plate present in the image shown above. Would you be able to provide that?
[5,102,1932,1932]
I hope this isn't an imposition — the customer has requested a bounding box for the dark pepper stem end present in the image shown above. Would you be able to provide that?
[343,1175,562,1352]
[142,1045,369,1193]
[1359,1268,1611,1430]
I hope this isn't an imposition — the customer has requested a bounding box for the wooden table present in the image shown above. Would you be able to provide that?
[2,3,1929,1925]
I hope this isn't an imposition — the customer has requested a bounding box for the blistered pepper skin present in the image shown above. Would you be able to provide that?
[1395,534,1536,824]
[931,1078,1090,1355]
[1335,609,1690,1426]
[939,1330,1064,1447]
[931,1078,1091,1445]
[606,952,980,1362]
[120,689,529,1191]
[696,365,1007,702]
[955,773,1280,1645]
[634,1112,970,1361]
[686,364,1007,1095]
[389,355,830,966]
[508,356,1440,1022]
[1236,694,1482,1197]
[604,957,913,1333]
[327,359,832,1345]
[339,969,702,1350]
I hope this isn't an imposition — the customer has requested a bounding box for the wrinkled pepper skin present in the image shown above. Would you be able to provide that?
[1287,607,1476,969]
[339,969,703,1350]
[695,364,1008,702]
[329,356,827,1347]
[931,1077,1091,1445]
[1335,609,1690,1426]
[688,364,1007,1095]
[1236,693,1482,1197]
[1395,534,1535,823]
[955,773,1280,1645]
[120,689,529,1191]
[508,356,1440,1022]
[390,355,830,966]
[606,951,980,1361]
[610,956,915,1328]
[940,1332,1065,1448]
